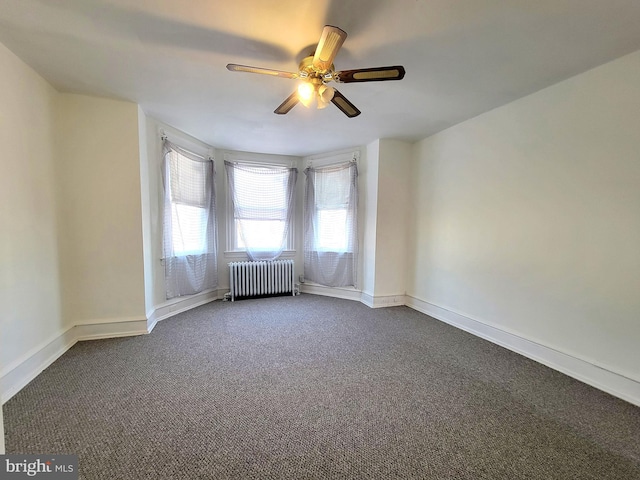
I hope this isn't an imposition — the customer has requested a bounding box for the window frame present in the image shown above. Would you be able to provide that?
[302,149,360,288]
[224,154,297,255]
[162,139,216,260]
[303,150,359,253]
[305,162,357,256]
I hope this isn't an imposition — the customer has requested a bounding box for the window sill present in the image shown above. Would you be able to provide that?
[308,250,354,256]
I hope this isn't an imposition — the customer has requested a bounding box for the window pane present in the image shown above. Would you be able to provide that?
[237,219,285,250]
[317,209,348,251]
[316,169,350,207]
[172,204,207,255]
[233,168,288,212]
[169,154,208,207]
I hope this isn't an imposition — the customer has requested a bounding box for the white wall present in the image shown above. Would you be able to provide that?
[373,139,412,300]
[408,50,640,386]
[362,141,380,297]
[358,139,412,306]
[138,107,155,318]
[0,42,64,380]
[0,407,4,453]
[56,94,146,326]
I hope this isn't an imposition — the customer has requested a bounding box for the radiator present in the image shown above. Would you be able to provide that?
[229,260,295,301]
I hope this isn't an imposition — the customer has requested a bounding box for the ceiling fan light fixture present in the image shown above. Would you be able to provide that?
[301,96,316,108]
[317,97,329,109]
[318,85,335,103]
[297,82,315,107]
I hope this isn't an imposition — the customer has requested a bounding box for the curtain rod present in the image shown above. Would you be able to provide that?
[223,154,296,169]
[307,150,359,168]
[160,129,214,161]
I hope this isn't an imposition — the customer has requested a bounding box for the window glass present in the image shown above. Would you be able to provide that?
[317,209,348,251]
[171,203,208,255]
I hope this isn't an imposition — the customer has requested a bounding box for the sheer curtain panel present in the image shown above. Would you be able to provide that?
[162,140,218,299]
[304,161,358,287]
[225,161,298,261]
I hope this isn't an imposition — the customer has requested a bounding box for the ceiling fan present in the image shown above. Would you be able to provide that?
[226,25,405,118]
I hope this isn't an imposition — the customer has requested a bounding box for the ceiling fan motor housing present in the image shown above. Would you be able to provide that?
[298,55,334,82]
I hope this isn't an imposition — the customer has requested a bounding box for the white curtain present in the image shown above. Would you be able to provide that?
[162,140,218,299]
[304,161,358,287]
[225,161,298,261]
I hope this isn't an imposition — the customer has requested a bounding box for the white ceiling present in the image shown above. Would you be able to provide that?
[1,0,640,156]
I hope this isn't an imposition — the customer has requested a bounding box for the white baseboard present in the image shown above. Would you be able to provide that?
[151,288,223,323]
[1,290,222,404]
[75,318,149,341]
[301,283,362,302]
[302,286,401,309]
[405,295,640,407]
[1,326,77,403]
[147,315,159,334]
[1,318,151,403]
[360,292,374,307]
[361,293,406,308]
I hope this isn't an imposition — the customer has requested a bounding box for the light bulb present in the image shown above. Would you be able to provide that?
[298,82,315,107]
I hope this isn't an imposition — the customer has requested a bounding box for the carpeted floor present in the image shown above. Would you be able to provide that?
[3,294,640,479]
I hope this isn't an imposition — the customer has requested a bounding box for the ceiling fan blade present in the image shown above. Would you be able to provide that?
[313,25,347,71]
[331,89,361,118]
[335,65,406,83]
[226,64,298,79]
[274,91,300,115]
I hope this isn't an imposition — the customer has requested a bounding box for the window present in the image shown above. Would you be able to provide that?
[225,160,297,261]
[304,160,358,287]
[312,166,355,253]
[162,140,217,298]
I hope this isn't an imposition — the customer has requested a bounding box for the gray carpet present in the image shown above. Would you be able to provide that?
[3,294,640,479]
